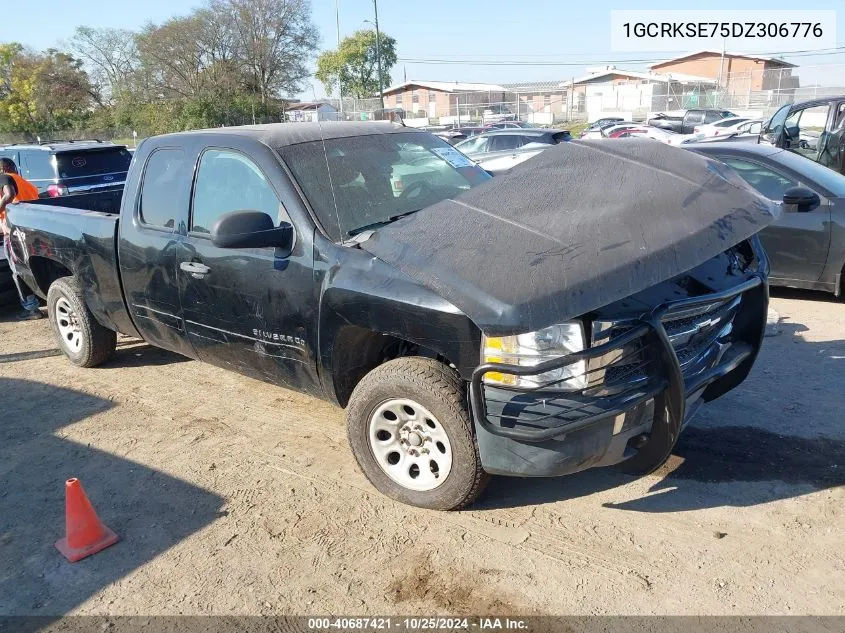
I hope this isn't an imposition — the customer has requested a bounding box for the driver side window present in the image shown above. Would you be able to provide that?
[720,157,800,201]
[191,149,285,236]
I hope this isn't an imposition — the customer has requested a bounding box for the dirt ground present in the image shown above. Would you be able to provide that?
[0,289,843,617]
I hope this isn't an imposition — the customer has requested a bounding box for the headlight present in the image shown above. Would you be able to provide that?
[482,321,587,390]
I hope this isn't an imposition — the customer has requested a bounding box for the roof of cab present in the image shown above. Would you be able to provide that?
[158,122,422,147]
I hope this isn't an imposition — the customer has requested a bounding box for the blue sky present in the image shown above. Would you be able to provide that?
[10,0,845,98]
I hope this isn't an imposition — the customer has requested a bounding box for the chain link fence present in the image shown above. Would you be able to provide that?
[3,63,843,144]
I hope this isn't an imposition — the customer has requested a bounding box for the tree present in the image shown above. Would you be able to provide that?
[136,15,209,100]
[70,26,139,105]
[0,43,93,137]
[316,29,397,100]
[215,0,319,102]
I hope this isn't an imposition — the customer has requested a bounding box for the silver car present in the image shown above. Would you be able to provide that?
[454,129,571,174]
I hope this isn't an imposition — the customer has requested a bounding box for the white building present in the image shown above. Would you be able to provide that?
[286,102,339,123]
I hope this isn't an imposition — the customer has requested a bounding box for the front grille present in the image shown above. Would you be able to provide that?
[661,295,741,370]
[591,294,743,390]
[471,275,763,443]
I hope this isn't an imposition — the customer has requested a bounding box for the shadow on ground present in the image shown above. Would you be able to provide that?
[0,377,224,622]
[105,342,192,369]
[479,306,845,512]
[770,287,842,303]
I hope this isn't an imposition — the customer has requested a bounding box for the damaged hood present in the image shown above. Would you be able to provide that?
[362,139,778,336]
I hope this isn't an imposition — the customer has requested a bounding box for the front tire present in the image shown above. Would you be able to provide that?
[346,357,489,510]
[47,276,116,368]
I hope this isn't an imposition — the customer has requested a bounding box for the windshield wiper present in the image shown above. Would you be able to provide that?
[347,209,422,237]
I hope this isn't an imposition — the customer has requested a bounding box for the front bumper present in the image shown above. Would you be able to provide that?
[468,275,767,477]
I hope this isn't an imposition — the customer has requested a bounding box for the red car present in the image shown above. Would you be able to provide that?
[606,127,648,139]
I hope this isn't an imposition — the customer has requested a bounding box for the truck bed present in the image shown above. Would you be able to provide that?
[29,188,123,215]
[7,189,138,337]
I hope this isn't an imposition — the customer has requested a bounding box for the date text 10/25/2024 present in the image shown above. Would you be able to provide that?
[306,617,528,630]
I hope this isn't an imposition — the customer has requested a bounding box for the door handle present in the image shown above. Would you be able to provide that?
[180,261,211,278]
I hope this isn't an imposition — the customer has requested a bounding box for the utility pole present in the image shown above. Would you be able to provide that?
[717,37,726,91]
[373,0,384,110]
[336,0,343,118]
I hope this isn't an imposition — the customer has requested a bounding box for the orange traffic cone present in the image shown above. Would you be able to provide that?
[55,478,119,562]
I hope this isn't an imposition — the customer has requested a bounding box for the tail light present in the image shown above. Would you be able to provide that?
[714,131,720,136]
[47,184,68,197]
[694,127,700,134]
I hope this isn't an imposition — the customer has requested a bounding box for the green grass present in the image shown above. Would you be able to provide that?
[553,121,589,136]
[112,137,141,147]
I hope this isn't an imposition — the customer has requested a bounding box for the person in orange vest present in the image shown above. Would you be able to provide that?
[0,157,44,319]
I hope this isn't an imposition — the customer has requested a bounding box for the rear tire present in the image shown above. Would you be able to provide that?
[346,357,489,510]
[47,276,116,368]
[0,262,15,307]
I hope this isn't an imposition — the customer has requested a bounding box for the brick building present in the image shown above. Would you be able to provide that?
[649,50,797,93]
[380,81,506,119]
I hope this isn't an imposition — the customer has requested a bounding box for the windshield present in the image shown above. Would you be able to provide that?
[278,132,491,240]
[55,147,132,180]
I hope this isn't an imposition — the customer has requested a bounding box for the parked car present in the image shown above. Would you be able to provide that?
[7,126,776,510]
[689,142,845,296]
[588,117,626,129]
[693,116,752,138]
[434,126,487,145]
[606,126,656,139]
[581,123,640,139]
[649,109,737,135]
[454,128,571,173]
[688,120,765,145]
[0,140,132,198]
[759,96,845,176]
[647,112,683,131]
[483,121,537,130]
[482,105,516,124]
[614,126,691,145]
[579,118,627,138]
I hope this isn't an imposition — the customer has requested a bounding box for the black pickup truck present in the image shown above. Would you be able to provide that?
[7,123,777,510]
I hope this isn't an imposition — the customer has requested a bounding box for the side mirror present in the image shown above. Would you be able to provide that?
[782,186,820,212]
[211,210,294,255]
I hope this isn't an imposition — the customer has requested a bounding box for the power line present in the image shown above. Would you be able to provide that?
[398,46,845,66]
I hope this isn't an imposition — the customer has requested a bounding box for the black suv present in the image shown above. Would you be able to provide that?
[0,140,132,198]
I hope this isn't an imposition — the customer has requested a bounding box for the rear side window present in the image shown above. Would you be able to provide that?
[139,148,186,229]
[56,148,132,180]
[456,136,489,154]
[20,151,55,180]
[488,135,524,151]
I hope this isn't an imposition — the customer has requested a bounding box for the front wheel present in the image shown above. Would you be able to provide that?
[47,276,116,368]
[346,357,489,510]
